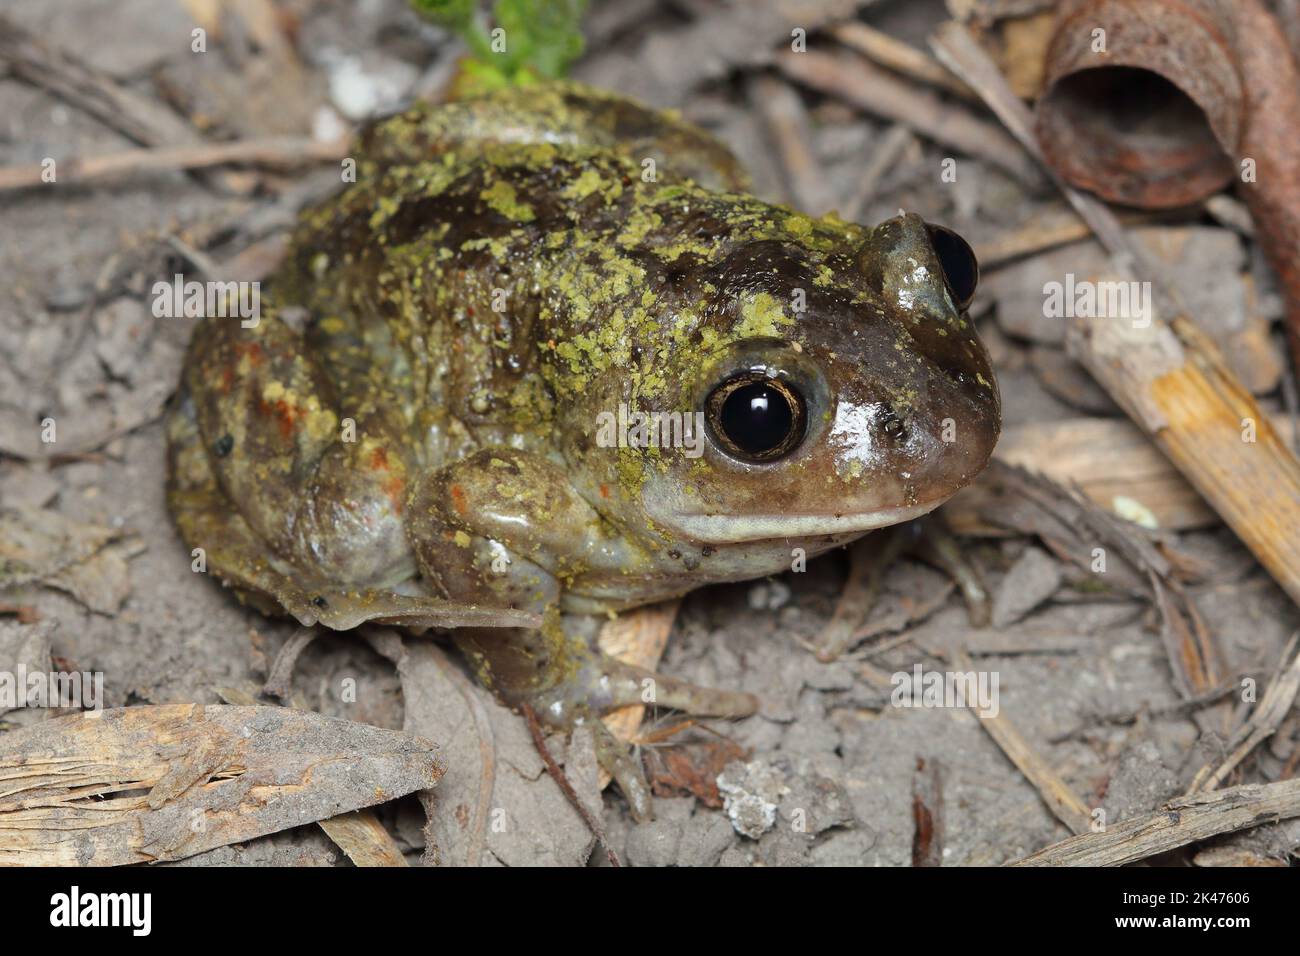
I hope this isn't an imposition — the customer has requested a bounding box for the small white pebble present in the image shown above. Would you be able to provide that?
[1112,495,1158,529]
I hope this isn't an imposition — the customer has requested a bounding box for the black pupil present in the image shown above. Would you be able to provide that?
[927,225,977,306]
[720,381,793,456]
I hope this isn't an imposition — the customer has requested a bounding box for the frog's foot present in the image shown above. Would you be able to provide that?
[578,658,758,822]
[590,719,653,824]
[530,652,760,725]
[810,512,990,661]
[265,580,542,631]
[455,621,757,820]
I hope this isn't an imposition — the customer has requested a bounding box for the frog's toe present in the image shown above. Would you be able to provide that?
[591,719,655,823]
[610,660,760,719]
[525,653,759,726]
[273,583,542,632]
[534,668,751,824]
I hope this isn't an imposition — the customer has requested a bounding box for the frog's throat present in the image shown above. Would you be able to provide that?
[667,500,941,544]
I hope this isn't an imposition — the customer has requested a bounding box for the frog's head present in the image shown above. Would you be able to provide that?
[632,211,1000,545]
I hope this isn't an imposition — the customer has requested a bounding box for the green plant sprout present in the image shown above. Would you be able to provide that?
[413,0,588,91]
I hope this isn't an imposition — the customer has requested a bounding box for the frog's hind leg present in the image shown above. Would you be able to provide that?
[167,382,292,620]
[454,617,759,725]
[167,316,536,632]
[454,615,757,821]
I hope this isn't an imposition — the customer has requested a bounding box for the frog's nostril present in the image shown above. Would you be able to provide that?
[877,402,908,442]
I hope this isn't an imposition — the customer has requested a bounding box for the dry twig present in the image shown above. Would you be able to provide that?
[842,124,915,222]
[911,756,946,867]
[522,704,621,867]
[1013,777,1300,866]
[1187,634,1300,793]
[747,73,836,214]
[804,532,908,662]
[262,626,320,702]
[0,136,350,192]
[317,810,410,868]
[776,46,1045,186]
[954,650,1092,834]
[0,13,246,192]
[832,22,977,101]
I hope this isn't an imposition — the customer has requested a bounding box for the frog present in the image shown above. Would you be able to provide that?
[166,81,1000,818]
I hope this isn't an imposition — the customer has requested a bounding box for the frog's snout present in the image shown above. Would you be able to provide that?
[901,336,1001,509]
[842,213,1000,504]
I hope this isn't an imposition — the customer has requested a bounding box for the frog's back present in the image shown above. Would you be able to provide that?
[270,82,747,472]
[354,81,748,194]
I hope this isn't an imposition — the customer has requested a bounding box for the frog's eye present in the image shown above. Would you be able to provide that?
[705,372,807,463]
[925,223,979,311]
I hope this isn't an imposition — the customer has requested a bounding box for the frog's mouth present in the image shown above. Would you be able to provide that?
[668,500,943,544]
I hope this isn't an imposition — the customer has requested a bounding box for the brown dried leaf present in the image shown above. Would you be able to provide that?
[597,598,679,756]
[645,738,748,809]
[0,507,142,615]
[376,637,602,867]
[0,621,54,720]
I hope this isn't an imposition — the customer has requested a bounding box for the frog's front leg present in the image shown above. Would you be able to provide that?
[406,448,757,814]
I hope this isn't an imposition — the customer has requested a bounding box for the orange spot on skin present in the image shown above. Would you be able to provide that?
[361,445,403,512]
[220,366,235,394]
[382,474,406,514]
[599,484,610,499]
[273,401,299,439]
[450,483,469,517]
[257,398,300,440]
